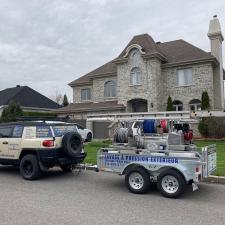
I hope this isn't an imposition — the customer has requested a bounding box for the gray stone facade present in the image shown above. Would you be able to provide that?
[92,76,117,103]
[162,63,214,111]
[72,58,216,112]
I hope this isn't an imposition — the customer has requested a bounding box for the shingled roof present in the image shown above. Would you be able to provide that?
[69,34,216,86]
[0,86,60,109]
[56,100,125,113]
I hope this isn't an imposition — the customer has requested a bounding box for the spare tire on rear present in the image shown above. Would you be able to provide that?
[62,132,82,157]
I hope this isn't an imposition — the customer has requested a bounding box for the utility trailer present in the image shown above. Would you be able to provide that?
[97,144,216,198]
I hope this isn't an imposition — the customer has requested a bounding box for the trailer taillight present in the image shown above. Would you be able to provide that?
[42,140,54,147]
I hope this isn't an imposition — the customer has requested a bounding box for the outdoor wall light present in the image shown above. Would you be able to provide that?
[151,103,154,108]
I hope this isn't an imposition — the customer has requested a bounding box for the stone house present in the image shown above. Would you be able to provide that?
[57,16,224,127]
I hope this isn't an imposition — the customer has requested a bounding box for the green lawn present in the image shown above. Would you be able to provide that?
[195,140,225,176]
[84,140,225,176]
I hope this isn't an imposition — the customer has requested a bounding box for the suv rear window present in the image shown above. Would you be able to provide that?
[36,126,53,138]
[53,125,77,137]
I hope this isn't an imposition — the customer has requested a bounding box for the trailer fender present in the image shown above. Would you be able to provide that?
[122,163,150,175]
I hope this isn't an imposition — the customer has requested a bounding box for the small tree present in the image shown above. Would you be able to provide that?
[198,118,208,137]
[201,91,210,110]
[1,101,23,122]
[166,96,173,111]
[63,94,69,107]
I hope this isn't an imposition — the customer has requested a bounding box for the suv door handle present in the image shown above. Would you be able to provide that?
[2,141,8,145]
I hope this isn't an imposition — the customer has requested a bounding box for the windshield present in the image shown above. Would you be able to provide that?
[52,125,78,137]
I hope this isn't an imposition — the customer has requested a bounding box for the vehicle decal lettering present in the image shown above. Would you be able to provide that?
[103,154,178,167]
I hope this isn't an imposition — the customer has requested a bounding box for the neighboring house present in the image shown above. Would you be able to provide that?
[0,85,60,116]
[57,16,224,125]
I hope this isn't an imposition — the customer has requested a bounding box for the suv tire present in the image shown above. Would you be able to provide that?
[62,132,83,157]
[125,167,150,194]
[20,154,41,180]
[157,169,185,198]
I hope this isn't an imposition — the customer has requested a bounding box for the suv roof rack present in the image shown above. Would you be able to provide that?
[15,116,70,122]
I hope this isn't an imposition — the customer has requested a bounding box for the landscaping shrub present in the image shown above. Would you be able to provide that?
[198,117,225,138]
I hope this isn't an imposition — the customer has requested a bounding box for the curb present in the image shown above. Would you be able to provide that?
[204,175,225,184]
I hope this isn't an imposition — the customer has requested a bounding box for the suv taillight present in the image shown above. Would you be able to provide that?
[42,140,54,147]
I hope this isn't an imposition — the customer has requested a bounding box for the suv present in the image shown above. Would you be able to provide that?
[0,121,86,180]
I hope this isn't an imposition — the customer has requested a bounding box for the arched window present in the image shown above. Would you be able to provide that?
[104,80,116,98]
[130,67,142,85]
[189,99,201,111]
[173,100,183,111]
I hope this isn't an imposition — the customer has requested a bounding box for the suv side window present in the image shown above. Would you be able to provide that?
[36,126,53,138]
[0,127,13,138]
[12,125,24,138]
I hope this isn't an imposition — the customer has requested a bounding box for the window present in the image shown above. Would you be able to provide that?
[172,100,183,111]
[53,125,77,137]
[0,127,13,138]
[189,99,201,111]
[177,68,192,86]
[36,126,53,138]
[104,80,116,98]
[130,67,142,85]
[81,88,91,101]
[12,126,24,138]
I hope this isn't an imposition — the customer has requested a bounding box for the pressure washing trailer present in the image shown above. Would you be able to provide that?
[88,112,217,198]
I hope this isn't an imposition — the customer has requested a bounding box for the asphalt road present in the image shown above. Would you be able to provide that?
[0,166,224,225]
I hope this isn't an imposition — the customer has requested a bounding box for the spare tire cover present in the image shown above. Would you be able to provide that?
[62,132,82,157]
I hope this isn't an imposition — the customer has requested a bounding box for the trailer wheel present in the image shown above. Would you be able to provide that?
[125,167,150,194]
[157,169,185,198]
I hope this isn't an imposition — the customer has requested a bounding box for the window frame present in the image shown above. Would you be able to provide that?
[104,80,116,98]
[130,67,142,86]
[81,88,91,101]
[176,68,193,87]
[0,126,14,138]
[172,100,183,111]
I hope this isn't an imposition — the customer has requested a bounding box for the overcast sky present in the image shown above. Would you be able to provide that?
[0,0,225,102]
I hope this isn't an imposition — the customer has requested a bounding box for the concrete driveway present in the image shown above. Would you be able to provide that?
[0,166,224,225]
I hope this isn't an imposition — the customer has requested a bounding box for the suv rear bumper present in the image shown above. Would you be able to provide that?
[36,149,86,167]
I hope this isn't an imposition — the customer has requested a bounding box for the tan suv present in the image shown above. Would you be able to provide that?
[0,121,86,180]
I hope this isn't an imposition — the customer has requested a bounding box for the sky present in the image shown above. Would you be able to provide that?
[0,0,225,102]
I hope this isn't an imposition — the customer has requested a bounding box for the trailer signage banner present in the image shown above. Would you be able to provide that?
[103,154,178,167]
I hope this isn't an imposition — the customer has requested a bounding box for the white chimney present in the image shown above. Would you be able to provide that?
[208,15,224,110]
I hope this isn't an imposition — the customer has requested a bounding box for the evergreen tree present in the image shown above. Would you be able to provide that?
[166,96,173,111]
[1,101,23,122]
[201,91,210,110]
[62,94,69,107]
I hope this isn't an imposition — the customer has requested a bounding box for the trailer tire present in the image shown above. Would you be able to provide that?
[157,169,185,198]
[125,167,150,194]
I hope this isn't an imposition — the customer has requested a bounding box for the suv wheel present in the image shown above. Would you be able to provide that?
[60,165,72,172]
[20,154,41,180]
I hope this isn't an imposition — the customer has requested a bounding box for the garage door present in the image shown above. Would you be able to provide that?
[93,122,111,139]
